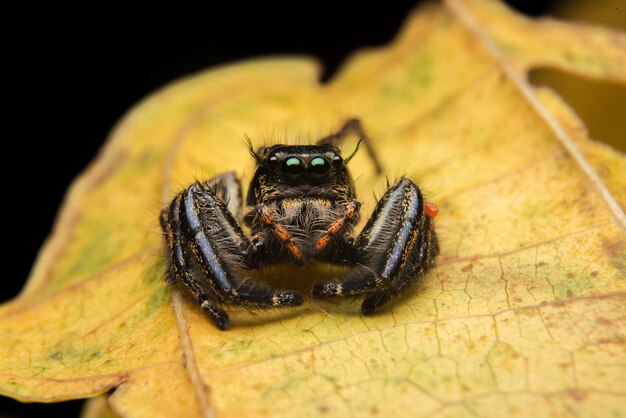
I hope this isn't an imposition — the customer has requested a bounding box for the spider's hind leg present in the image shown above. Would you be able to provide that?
[317,118,383,174]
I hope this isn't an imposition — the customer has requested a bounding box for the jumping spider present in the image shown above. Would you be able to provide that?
[160,119,439,330]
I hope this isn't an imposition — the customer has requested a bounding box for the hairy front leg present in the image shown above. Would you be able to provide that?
[161,179,303,330]
[312,177,438,314]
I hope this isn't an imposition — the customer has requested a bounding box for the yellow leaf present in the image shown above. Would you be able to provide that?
[2,1,625,417]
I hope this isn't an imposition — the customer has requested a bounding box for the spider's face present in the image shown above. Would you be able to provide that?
[256,144,349,187]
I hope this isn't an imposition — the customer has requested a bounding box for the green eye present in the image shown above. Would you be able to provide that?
[310,157,330,175]
[282,157,304,175]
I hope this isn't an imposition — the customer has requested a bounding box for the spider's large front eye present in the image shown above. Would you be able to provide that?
[282,157,304,175]
[310,157,330,176]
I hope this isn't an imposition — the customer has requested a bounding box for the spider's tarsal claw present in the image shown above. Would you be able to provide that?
[360,293,390,316]
[201,301,230,330]
[311,282,341,299]
[273,290,304,307]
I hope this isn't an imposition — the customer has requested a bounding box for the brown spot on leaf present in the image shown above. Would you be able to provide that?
[567,389,588,402]
[317,404,330,414]
[298,353,315,369]
[596,336,625,345]
[602,237,626,257]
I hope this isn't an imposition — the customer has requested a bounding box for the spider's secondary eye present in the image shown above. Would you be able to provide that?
[282,157,304,175]
[310,157,330,175]
[332,155,342,166]
[267,155,279,167]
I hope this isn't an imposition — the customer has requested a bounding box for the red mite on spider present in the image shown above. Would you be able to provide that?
[160,118,439,330]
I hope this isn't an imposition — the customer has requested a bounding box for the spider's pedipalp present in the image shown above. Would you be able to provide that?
[255,203,305,266]
[313,199,360,253]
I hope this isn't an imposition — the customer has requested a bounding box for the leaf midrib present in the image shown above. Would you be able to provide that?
[444,0,626,232]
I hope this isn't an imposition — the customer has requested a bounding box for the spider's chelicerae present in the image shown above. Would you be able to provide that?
[160,119,439,330]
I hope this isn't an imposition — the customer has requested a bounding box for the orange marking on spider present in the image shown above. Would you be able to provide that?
[315,235,331,251]
[327,219,344,234]
[425,202,439,218]
[260,209,274,225]
[314,201,361,251]
[272,224,291,241]
[287,242,303,258]
[345,207,359,218]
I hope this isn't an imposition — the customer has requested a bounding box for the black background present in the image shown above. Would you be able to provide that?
[4,1,555,416]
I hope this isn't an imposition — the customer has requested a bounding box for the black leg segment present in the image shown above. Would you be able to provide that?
[161,178,303,330]
[202,171,243,220]
[312,177,438,314]
[317,118,383,174]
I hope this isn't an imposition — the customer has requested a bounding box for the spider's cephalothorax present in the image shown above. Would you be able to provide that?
[160,119,439,330]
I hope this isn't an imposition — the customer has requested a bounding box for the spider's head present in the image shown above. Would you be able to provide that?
[245,143,357,204]
[256,144,347,184]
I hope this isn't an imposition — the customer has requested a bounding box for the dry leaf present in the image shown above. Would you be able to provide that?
[2,0,625,417]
